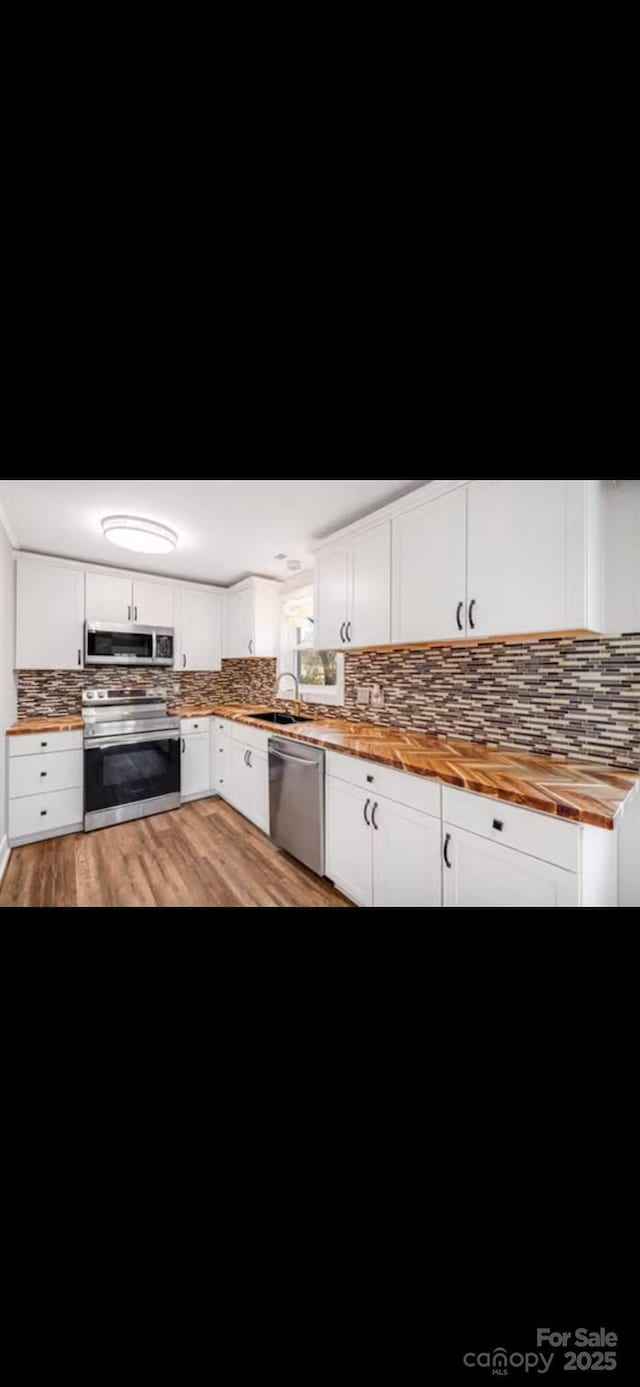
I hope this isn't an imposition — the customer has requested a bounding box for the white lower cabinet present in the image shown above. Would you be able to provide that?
[326,772,442,908]
[180,719,212,801]
[215,721,270,835]
[442,825,580,908]
[326,779,373,906]
[9,730,84,844]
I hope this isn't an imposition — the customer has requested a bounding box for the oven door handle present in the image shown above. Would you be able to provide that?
[86,732,181,750]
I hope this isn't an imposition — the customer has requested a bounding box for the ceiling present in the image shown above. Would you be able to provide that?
[0,479,428,587]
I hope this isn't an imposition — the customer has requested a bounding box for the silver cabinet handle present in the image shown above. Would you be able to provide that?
[127,605,131,621]
[248,750,253,768]
[364,798,371,826]
[346,622,352,643]
[443,833,453,869]
[244,749,249,765]
[182,653,187,668]
[77,649,82,666]
[134,606,138,621]
[181,737,186,752]
[248,638,253,654]
[468,600,476,631]
[456,602,464,631]
[371,802,379,830]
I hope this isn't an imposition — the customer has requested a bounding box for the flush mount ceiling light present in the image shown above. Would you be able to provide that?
[102,515,177,555]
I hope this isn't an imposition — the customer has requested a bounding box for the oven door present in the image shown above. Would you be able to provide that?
[84,730,181,830]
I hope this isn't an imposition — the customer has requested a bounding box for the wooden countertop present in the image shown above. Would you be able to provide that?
[7,715,83,735]
[209,705,640,831]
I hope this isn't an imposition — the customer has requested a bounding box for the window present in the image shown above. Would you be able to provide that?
[281,588,344,705]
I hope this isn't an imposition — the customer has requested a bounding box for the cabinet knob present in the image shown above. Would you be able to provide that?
[40,771,47,777]
[41,742,48,748]
[40,810,47,816]
[492,819,504,832]
[366,774,374,784]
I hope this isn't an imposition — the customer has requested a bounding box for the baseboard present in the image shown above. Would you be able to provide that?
[181,790,218,804]
[0,834,10,884]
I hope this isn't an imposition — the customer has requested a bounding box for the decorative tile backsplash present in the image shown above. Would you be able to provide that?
[310,635,640,770]
[15,634,640,769]
[16,660,277,717]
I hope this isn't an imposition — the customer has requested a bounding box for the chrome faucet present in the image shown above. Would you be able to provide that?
[274,670,300,704]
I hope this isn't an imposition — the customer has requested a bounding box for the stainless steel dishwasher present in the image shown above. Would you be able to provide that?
[268,737,325,876]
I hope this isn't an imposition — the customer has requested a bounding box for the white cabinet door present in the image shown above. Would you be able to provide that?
[179,589,222,670]
[442,825,579,907]
[467,479,577,638]
[326,777,373,906]
[181,734,211,798]
[372,796,442,907]
[392,487,467,642]
[213,730,233,796]
[133,579,174,627]
[248,748,269,834]
[227,588,255,658]
[350,522,391,648]
[230,740,251,815]
[16,560,85,670]
[85,571,132,623]
[315,544,349,651]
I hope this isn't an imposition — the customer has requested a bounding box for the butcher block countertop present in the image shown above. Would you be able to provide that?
[202,705,640,832]
[7,715,83,735]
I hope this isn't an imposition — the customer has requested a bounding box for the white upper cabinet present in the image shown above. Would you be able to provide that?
[131,579,174,627]
[85,572,174,627]
[392,489,466,643]
[178,589,222,671]
[315,522,391,651]
[16,558,84,670]
[466,479,599,638]
[315,545,349,651]
[227,588,254,658]
[351,523,391,648]
[224,578,281,659]
[85,572,132,624]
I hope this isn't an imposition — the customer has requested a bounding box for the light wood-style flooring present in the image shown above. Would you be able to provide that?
[0,800,354,908]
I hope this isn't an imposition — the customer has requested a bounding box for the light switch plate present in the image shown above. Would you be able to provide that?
[371,684,384,708]
[356,687,371,705]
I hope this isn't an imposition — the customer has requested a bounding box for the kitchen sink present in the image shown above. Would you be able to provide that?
[247,711,314,725]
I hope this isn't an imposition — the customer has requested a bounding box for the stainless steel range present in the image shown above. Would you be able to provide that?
[83,688,181,831]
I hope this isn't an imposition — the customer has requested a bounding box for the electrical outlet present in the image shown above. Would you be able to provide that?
[371,683,384,708]
[356,687,371,705]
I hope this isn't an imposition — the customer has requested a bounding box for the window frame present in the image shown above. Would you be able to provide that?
[280,585,345,706]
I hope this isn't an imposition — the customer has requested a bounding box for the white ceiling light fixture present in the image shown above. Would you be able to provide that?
[102,515,177,555]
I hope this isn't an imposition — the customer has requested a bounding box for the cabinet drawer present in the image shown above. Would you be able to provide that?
[442,787,579,872]
[325,751,441,819]
[231,722,269,753]
[10,749,83,799]
[10,788,83,841]
[180,717,211,735]
[214,719,235,736]
[9,730,82,758]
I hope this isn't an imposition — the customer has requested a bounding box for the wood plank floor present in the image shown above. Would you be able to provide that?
[0,800,354,908]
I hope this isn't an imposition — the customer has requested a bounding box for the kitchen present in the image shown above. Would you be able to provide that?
[0,478,638,908]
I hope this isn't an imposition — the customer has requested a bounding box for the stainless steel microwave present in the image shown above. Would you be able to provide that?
[84,622,175,667]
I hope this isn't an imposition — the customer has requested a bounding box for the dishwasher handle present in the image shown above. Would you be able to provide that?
[270,747,318,767]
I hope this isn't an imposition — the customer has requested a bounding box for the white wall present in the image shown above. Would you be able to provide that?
[605,480,640,634]
[0,515,17,879]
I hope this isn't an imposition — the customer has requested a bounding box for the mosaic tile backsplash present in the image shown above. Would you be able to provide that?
[15,634,640,770]
[16,660,278,717]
